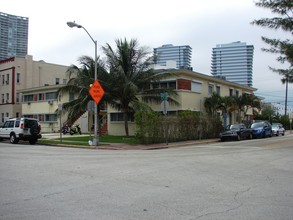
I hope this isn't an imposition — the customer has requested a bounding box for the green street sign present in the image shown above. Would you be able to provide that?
[160,92,168,101]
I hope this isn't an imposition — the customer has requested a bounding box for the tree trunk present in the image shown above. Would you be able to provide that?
[123,110,129,137]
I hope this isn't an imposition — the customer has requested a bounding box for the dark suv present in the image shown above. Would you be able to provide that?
[0,118,42,144]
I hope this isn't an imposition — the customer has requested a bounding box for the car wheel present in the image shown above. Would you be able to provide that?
[221,138,225,142]
[10,134,19,144]
[30,124,40,135]
[276,131,279,136]
[236,134,241,141]
[248,133,253,140]
[282,132,285,136]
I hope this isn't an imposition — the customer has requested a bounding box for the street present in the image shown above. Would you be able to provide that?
[1,134,293,220]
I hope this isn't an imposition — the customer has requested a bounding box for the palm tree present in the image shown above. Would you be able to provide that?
[233,93,261,122]
[57,56,108,126]
[102,38,178,136]
[204,92,221,118]
[218,96,235,128]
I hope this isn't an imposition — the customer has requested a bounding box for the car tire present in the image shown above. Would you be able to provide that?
[236,134,241,141]
[276,131,279,136]
[248,133,253,140]
[10,134,19,144]
[282,132,285,136]
[30,124,40,135]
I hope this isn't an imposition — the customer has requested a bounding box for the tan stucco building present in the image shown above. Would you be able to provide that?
[0,55,69,125]
[108,69,257,136]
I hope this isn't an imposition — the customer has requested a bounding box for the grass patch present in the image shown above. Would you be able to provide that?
[40,135,139,145]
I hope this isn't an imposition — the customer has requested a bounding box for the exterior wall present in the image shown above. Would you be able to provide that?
[106,106,136,136]
[0,55,68,123]
[211,41,254,87]
[19,85,89,133]
[107,120,136,136]
[106,69,257,136]
[154,44,192,69]
[0,12,28,60]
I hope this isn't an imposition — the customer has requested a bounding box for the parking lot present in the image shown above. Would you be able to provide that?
[1,134,293,220]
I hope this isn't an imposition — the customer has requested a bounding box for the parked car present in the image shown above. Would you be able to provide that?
[271,123,285,136]
[250,121,272,138]
[219,123,253,141]
[0,118,42,144]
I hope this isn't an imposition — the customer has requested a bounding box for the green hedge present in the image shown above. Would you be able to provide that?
[135,111,223,144]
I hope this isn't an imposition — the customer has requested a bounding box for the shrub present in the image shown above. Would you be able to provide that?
[135,110,223,144]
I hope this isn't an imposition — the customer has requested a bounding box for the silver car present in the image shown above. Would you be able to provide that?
[271,123,285,136]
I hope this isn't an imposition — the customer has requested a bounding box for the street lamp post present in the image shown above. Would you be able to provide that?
[67,21,99,146]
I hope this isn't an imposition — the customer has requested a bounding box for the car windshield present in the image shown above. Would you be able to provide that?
[230,124,241,130]
[250,122,264,128]
[272,124,279,128]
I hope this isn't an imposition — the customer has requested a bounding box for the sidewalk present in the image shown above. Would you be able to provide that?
[41,133,219,150]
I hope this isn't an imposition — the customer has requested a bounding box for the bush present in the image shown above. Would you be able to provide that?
[135,111,223,144]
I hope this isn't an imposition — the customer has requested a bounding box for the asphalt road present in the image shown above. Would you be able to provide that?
[1,134,293,220]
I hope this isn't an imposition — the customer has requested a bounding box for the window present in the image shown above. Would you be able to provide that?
[1,113,4,122]
[216,86,221,95]
[55,78,60,85]
[229,89,234,96]
[152,83,159,89]
[160,82,167,89]
[169,81,176,89]
[38,93,44,101]
[208,85,213,95]
[24,94,34,102]
[6,93,9,102]
[45,92,57,100]
[45,114,57,122]
[16,93,20,103]
[191,81,202,93]
[6,74,9,84]
[235,90,239,97]
[2,75,4,85]
[110,112,134,122]
[63,79,67,84]
[16,73,20,83]
[151,81,176,90]
[16,112,19,118]
[1,94,4,103]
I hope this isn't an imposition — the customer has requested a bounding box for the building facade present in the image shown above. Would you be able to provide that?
[0,55,69,126]
[211,41,254,87]
[108,69,257,136]
[154,44,192,69]
[0,12,29,61]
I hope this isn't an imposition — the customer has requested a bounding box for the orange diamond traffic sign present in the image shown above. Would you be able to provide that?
[89,80,105,105]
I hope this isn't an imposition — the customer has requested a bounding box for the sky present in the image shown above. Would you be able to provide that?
[2,0,293,114]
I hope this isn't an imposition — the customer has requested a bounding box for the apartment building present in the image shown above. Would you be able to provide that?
[154,44,192,70]
[0,55,69,125]
[0,12,28,60]
[108,69,257,136]
[211,41,254,87]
